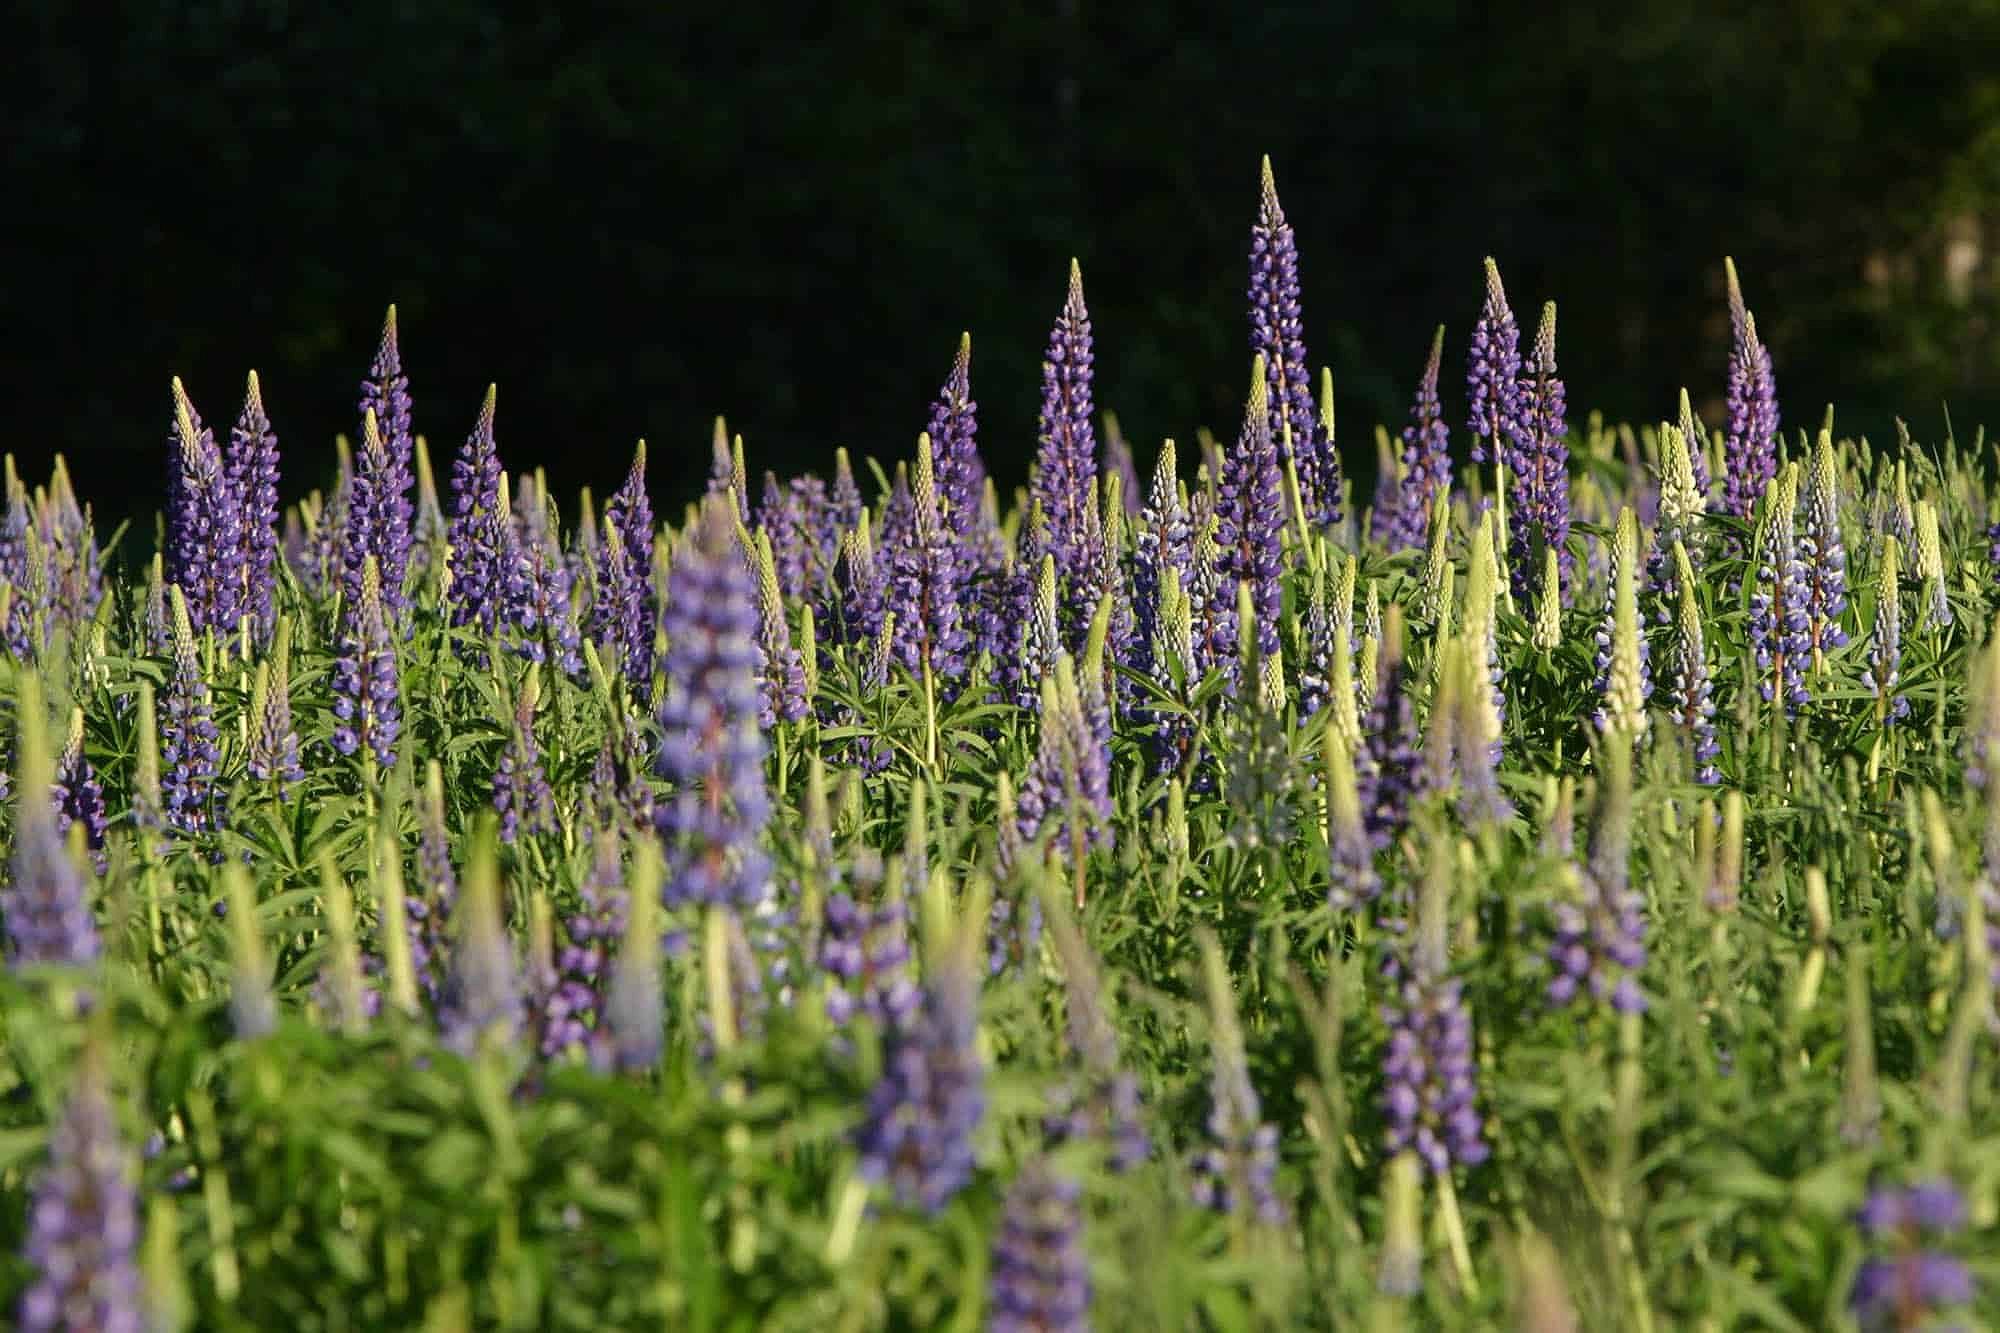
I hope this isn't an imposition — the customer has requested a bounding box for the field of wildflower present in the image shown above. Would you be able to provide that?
[2,156,1998,1331]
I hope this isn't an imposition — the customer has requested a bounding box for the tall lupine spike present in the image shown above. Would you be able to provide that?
[492,668,554,842]
[1013,552,1063,710]
[886,432,970,690]
[1668,542,1722,784]
[1191,928,1285,1224]
[373,829,419,1018]
[1384,326,1450,553]
[166,377,246,637]
[1868,535,1910,726]
[226,370,281,644]
[330,554,401,769]
[1646,422,1705,622]
[1356,606,1429,849]
[17,1047,144,1333]
[829,446,863,532]
[824,848,919,1023]
[1421,636,1464,796]
[1131,438,1189,684]
[1324,720,1378,910]
[1914,499,1951,629]
[656,498,772,910]
[160,588,223,838]
[1327,553,1361,749]
[1016,655,1113,904]
[827,509,886,652]
[1596,508,1651,740]
[245,619,305,787]
[1677,386,1713,502]
[1030,260,1099,595]
[1041,891,1148,1170]
[1455,632,1512,827]
[6,675,98,967]
[1801,425,1851,660]
[1550,741,1648,1014]
[509,480,583,677]
[1531,547,1562,652]
[1419,488,1451,625]
[407,761,458,1006]
[1720,259,1780,521]
[926,332,992,558]
[317,857,370,1034]
[1249,157,1335,526]
[1103,413,1142,518]
[1463,511,1505,736]
[593,440,657,686]
[1217,356,1285,673]
[1369,426,1402,548]
[224,862,275,1039]
[1749,469,1812,715]
[989,1160,1092,1333]
[131,682,163,849]
[706,416,733,503]
[856,876,987,1213]
[445,385,510,636]
[52,707,108,872]
[751,530,810,722]
[441,818,521,1054]
[351,314,415,618]
[1188,497,1236,678]
[1467,257,1524,468]
[1298,561,1334,718]
[1509,301,1571,603]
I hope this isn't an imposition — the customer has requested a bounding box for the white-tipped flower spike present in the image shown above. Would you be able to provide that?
[1258,642,1286,716]
[1532,547,1562,651]
[1914,499,1950,629]
[1328,555,1361,750]
[1377,1151,1424,1296]
[1027,552,1062,681]
[1420,489,1451,625]
[1669,541,1722,784]
[868,610,898,694]
[1457,632,1511,827]
[1801,425,1850,662]
[1364,579,1382,646]
[1599,508,1650,741]
[1161,565,1194,680]
[318,857,368,1036]
[1323,719,1374,908]
[1868,535,1908,727]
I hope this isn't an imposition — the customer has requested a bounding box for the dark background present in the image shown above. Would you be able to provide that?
[9,2,2000,526]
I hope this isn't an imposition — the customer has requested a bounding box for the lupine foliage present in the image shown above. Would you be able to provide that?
[1,172,1999,1331]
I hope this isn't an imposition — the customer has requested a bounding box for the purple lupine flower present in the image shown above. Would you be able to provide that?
[1508,303,1571,603]
[6,697,98,967]
[1869,537,1911,726]
[1720,262,1780,522]
[1355,629,1429,850]
[884,434,971,688]
[329,555,401,769]
[440,833,522,1055]
[1215,362,1285,669]
[756,472,819,602]
[1030,261,1099,596]
[1105,424,1143,526]
[1192,941,1285,1225]
[1466,258,1523,467]
[302,456,349,602]
[1016,658,1113,871]
[1382,327,1451,554]
[989,1162,1092,1333]
[1546,863,1647,1014]
[655,500,772,911]
[927,332,995,560]
[1130,441,1189,684]
[408,766,458,1008]
[1188,497,1236,681]
[749,530,811,724]
[355,306,415,616]
[1749,472,1811,716]
[592,442,657,687]
[706,420,748,523]
[829,447,864,534]
[222,371,282,646]
[509,475,584,678]
[17,1055,143,1333]
[531,834,626,1062]
[166,378,246,637]
[247,638,304,790]
[819,858,918,1028]
[51,711,108,874]
[1801,430,1850,656]
[824,520,886,652]
[1666,545,1722,784]
[1044,907,1148,1172]
[1379,952,1487,1176]
[446,385,511,637]
[160,591,223,839]
[1851,1180,1975,1332]
[492,678,554,843]
[1249,158,1337,526]
[855,921,984,1213]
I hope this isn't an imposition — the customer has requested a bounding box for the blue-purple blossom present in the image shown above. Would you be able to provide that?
[225,370,282,644]
[331,556,401,769]
[884,434,970,687]
[1379,950,1487,1176]
[355,306,415,616]
[1801,429,1850,655]
[927,333,994,562]
[440,833,521,1055]
[17,1056,143,1333]
[1250,159,1338,526]
[1667,546,1722,784]
[1131,441,1189,685]
[819,863,918,1028]
[1508,303,1571,603]
[6,700,99,967]
[1869,537,1911,726]
[1216,362,1285,668]
[989,1162,1092,1333]
[655,501,772,911]
[1191,963,1285,1224]
[1546,863,1647,1014]
[1044,908,1148,1172]
[508,476,584,678]
[1466,258,1523,467]
[166,378,246,638]
[51,711,108,874]
[1030,261,1100,600]
[492,678,554,843]
[160,591,223,838]
[446,385,511,637]
[1356,634,1429,850]
[592,442,656,688]
[1749,472,1811,716]
[1382,327,1450,554]
[1720,262,1780,522]
[1016,658,1114,873]
[855,926,985,1213]
[1851,1180,1975,1333]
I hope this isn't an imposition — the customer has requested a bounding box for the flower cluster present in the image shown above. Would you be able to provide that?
[17,1057,143,1333]
[1720,260,1780,522]
[989,1162,1092,1333]
[1850,1180,1974,1333]
[330,555,402,769]
[1249,158,1338,526]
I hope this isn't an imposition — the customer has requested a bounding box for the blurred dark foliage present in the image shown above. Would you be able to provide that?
[8,1,2000,522]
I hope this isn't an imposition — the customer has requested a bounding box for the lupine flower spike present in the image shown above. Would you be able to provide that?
[989,1161,1092,1333]
[1509,301,1570,603]
[226,370,282,644]
[441,819,520,1054]
[166,377,245,637]
[1030,260,1099,599]
[17,1049,143,1333]
[246,620,305,788]
[1850,1180,1975,1332]
[492,668,554,842]
[1250,157,1336,525]
[1914,500,1950,630]
[1748,469,1811,716]
[6,675,99,967]
[1800,425,1850,662]
[1217,357,1285,671]
[1042,891,1148,1171]
[1191,929,1285,1225]
[52,707,108,873]
[1867,535,1910,726]
[1720,259,1780,522]
[330,555,401,769]
[1668,542,1722,784]
[446,385,510,637]
[1595,507,1650,739]
[160,588,223,837]
[1385,326,1449,553]
[1647,422,1704,621]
